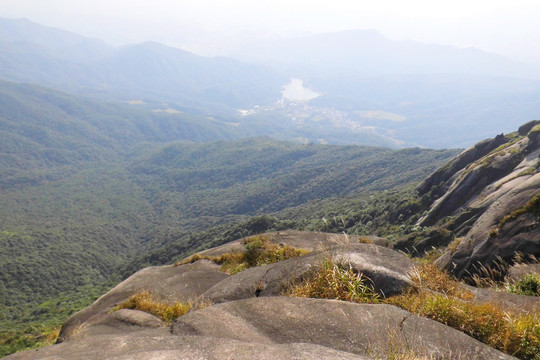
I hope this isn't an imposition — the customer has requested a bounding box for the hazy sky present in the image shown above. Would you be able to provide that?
[3,0,540,62]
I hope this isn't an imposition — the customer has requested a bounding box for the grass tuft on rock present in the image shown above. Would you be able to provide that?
[497,192,540,230]
[286,258,380,303]
[411,262,473,300]
[178,235,309,274]
[390,262,540,360]
[116,291,192,323]
[286,257,539,360]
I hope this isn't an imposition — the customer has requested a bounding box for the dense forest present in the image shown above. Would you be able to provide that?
[0,79,459,355]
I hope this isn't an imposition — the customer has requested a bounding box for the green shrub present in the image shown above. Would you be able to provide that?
[508,275,540,296]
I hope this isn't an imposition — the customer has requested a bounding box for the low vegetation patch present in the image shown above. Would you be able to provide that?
[286,257,539,360]
[115,291,192,323]
[399,263,539,359]
[285,258,380,303]
[411,262,473,299]
[178,235,309,274]
[0,327,60,357]
[508,274,540,296]
[388,291,540,360]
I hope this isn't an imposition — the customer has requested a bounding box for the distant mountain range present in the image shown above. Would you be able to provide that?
[229,29,540,79]
[0,18,285,113]
[1,17,540,148]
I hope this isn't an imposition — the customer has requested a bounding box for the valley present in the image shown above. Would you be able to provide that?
[0,14,539,360]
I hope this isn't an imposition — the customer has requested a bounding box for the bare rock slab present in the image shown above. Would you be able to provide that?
[174,296,516,360]
[58,259,228,342]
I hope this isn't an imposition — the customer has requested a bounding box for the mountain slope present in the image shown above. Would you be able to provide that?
[0,80,239,182]
[0,18,285,112]
[411,121,540,277]
[0,82,457,346]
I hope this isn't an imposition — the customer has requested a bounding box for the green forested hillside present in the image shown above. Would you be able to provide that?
[0,79,459,356]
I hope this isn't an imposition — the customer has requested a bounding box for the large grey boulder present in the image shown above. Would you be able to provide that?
[199,243,415,304]
[188,230,391,260]
[57,259,228,342]
[4,297,517,360]
[5,330,372,360]
[174,297,516,360]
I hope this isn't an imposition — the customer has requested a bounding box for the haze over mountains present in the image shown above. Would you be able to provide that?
[2,17,540,148]
[229,29,540,79]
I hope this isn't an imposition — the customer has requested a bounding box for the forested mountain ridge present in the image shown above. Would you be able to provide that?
[0,77,459,356]
[0,18,284,113]
[5,124,540,360]
[4,17,540,149]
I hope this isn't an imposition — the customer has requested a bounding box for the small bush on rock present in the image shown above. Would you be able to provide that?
[508,275,540,296]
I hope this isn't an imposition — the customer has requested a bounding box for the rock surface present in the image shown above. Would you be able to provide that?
[57,259,228,342]
[6,297,516,360]
[176,297,515,360]
[190,230,391,260]
[507,263,540,282]
[200,243,414,304]
[414,125,540,277]
[463,285,540,315]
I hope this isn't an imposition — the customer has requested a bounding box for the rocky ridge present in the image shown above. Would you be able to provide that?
[5,231,527,360]
[415,120,540,278]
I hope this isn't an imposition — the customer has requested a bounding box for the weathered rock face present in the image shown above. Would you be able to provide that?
[57,259,228,342]
[436,173,540,277]
[174,297,515,360]
[416,134,507,200]
[5,232,522,360]
[6,298,516,360]
[200,243,414,304]
[414,124,540,278]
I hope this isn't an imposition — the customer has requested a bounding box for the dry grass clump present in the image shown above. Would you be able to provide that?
[286,256,539,359]
[116,291,193,323]
[178,235,309,274]
[286,258,380,303]
[447,237,463,253]
[358,236,374,244]
[411,262,473,300]
[390,262,539,360]
[388,291,540,360]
